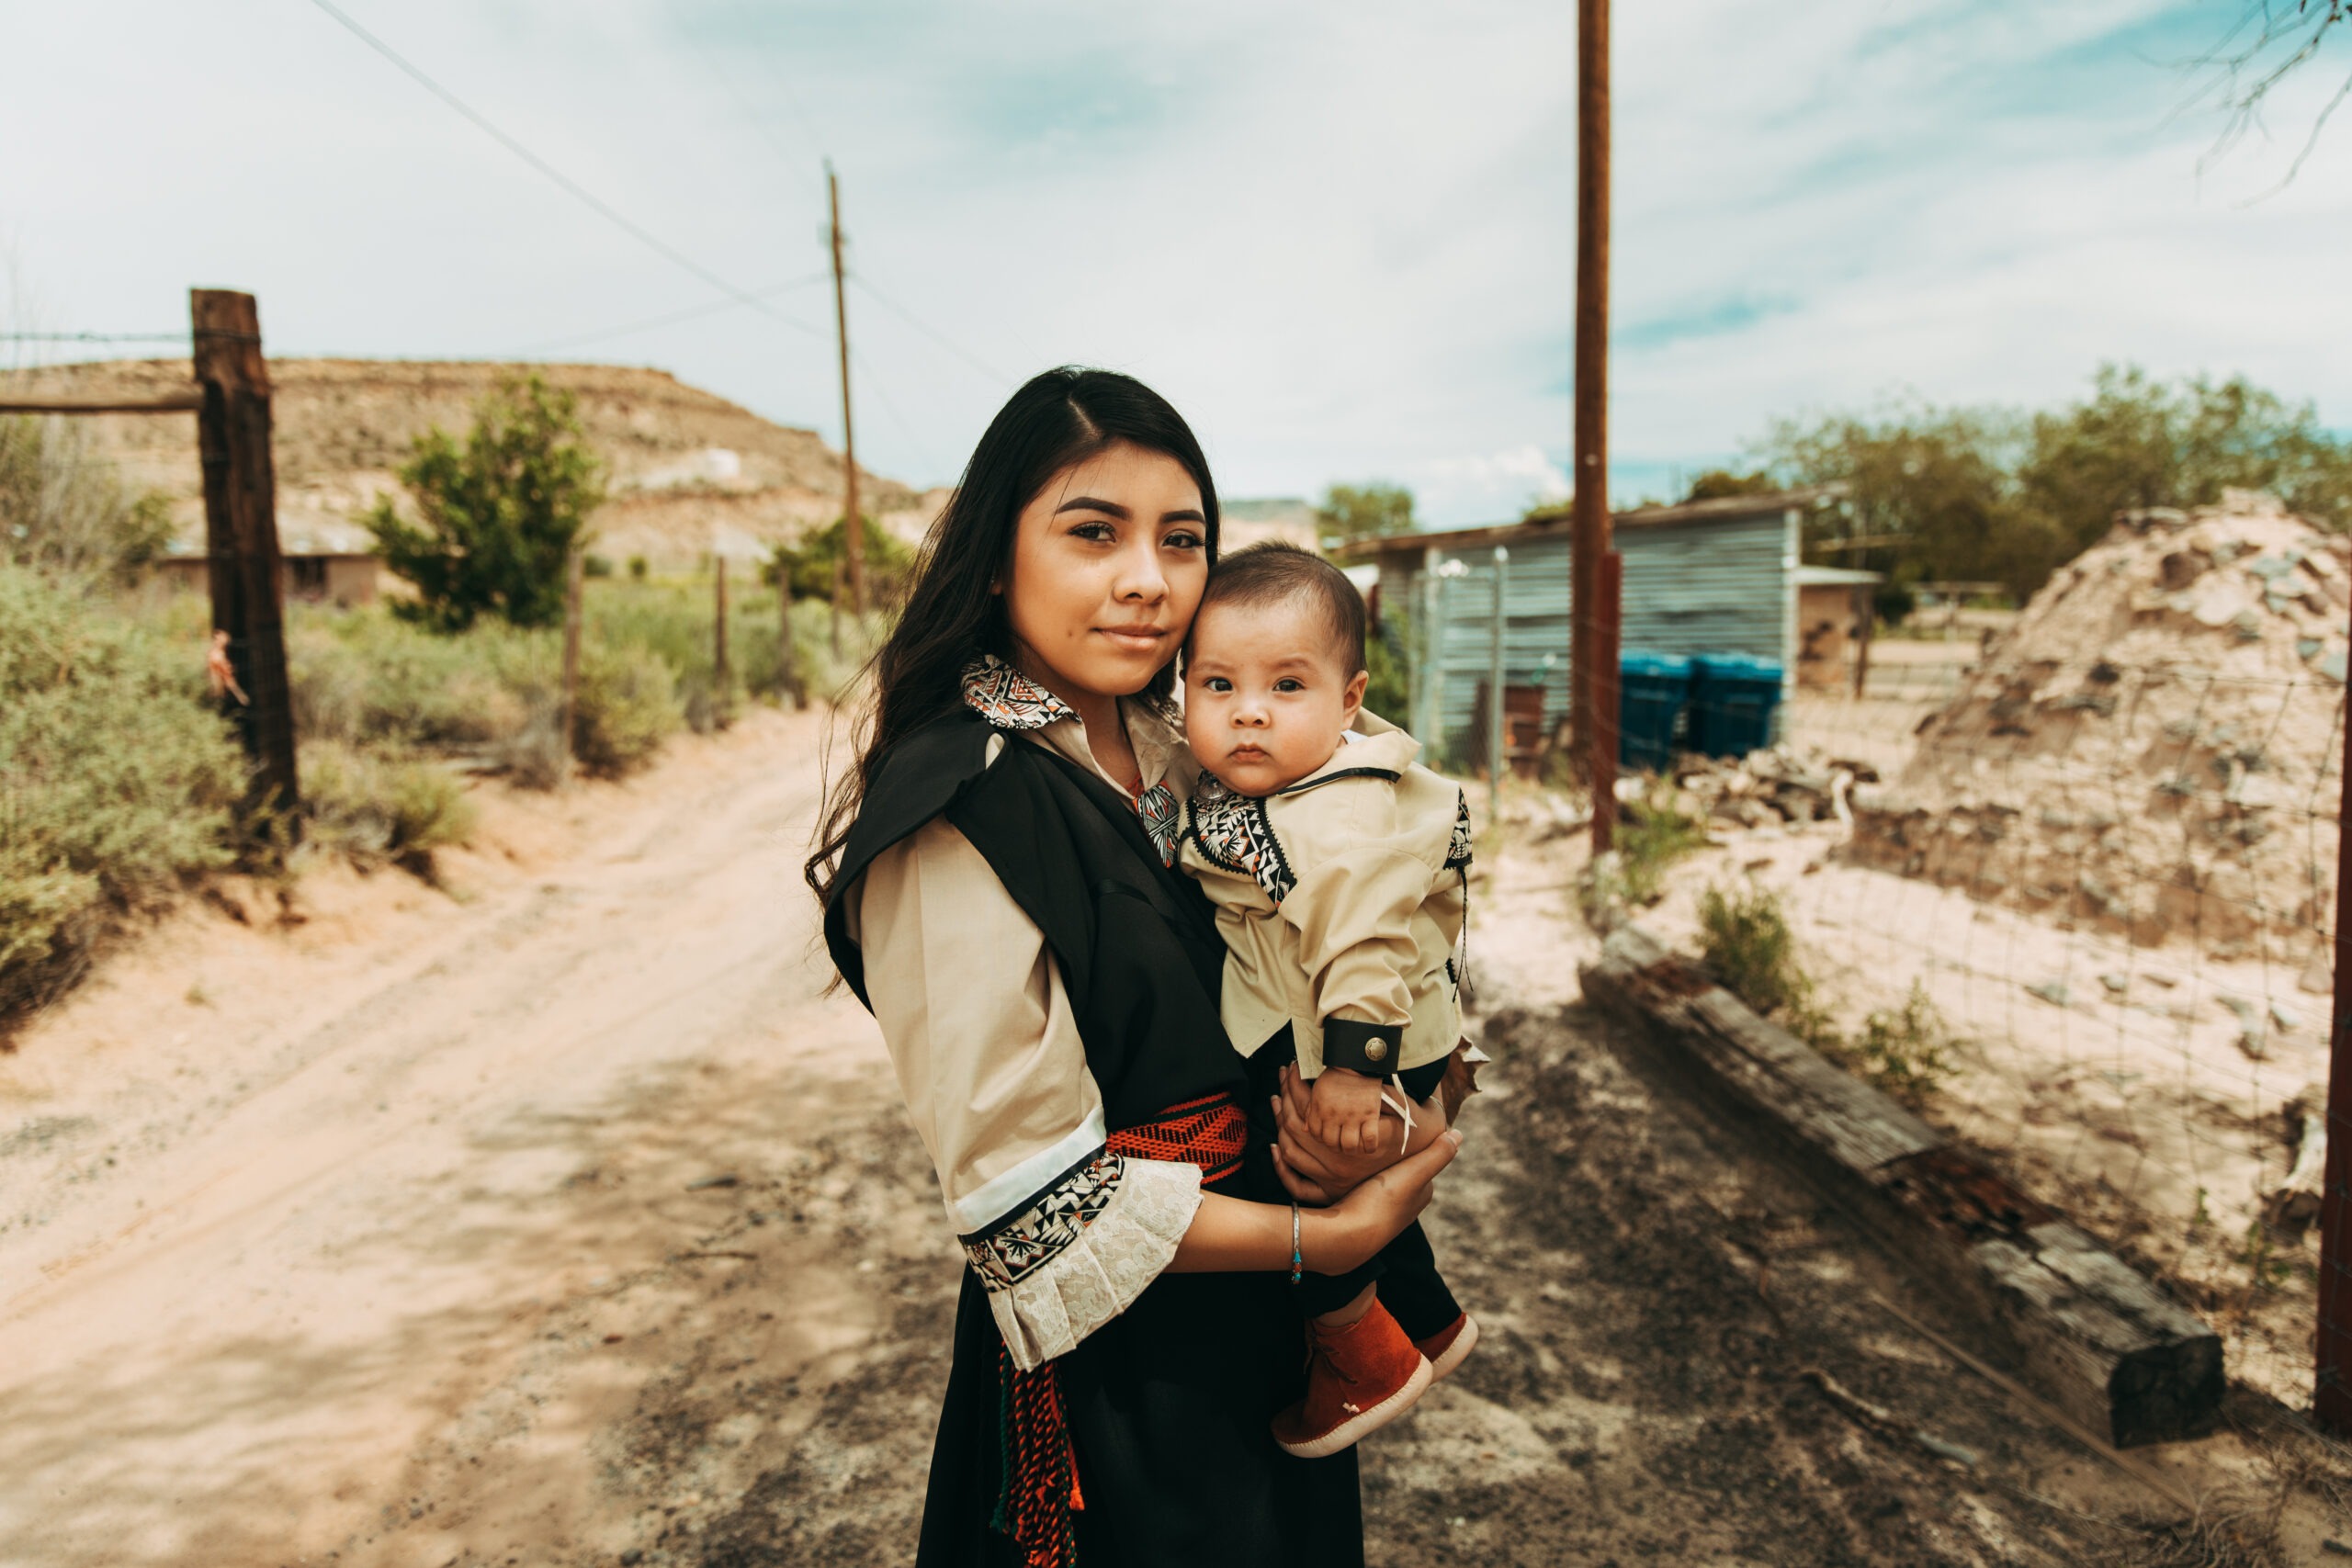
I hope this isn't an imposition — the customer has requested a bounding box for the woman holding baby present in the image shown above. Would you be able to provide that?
[809,367,1468,1567]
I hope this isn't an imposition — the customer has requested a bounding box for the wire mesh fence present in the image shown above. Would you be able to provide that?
[1623,595,2346,1411]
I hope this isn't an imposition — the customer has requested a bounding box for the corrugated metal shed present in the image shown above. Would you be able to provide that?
[1343,490,1833,762]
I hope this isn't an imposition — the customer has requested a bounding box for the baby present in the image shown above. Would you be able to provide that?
[1179,540,1476,1459]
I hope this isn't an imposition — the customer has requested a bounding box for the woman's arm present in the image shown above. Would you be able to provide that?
[1167,1128,1462,1274]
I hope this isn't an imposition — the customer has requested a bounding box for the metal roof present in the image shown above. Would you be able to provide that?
[1332,484,1846,562]
[1792,565,1883,587]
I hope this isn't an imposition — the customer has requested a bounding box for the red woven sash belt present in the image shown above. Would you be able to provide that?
[995,1093,1249,1567]
[1105,1092,1247,1184]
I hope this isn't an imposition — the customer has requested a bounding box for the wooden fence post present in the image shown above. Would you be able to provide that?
[775,557,804,710]
[560,547,583,784]
[191,289,299,821]
[713,553,732,728]
[1591,550,1623,852]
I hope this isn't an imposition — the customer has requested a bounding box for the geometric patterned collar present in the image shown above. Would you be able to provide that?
[959,654,1080,732]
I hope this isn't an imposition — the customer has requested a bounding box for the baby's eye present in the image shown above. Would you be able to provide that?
[1204,676,1233,693]
[1273,678,1306,693]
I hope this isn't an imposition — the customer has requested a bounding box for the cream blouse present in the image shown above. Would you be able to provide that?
[841,658,1207,1370]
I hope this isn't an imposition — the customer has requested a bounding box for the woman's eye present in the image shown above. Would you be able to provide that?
[1163,529,1204,551]
[1070,520,1116,542]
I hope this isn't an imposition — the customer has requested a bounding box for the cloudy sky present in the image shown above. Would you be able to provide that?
[5,1,2347,525]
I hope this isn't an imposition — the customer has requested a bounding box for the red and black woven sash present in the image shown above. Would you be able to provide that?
[993,1093,1249,1566]
[1105,1092,1247,1185]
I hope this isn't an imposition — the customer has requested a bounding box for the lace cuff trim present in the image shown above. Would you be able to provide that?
[975,1156,1203,1371]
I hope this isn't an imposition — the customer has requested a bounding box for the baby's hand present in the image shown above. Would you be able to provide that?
[1309,1067,1388,1154]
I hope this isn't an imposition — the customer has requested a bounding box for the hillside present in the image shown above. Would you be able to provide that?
[0,358,942,564]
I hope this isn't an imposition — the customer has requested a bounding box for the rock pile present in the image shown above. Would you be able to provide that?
[1847,492,2349,958]
[1670,748,1871,829]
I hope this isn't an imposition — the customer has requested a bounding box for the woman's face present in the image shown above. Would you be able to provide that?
[1001,441,1209,703]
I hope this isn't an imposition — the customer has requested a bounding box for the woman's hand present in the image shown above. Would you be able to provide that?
[1271,1064,1404,1201]
[1306,1127,1464,1275]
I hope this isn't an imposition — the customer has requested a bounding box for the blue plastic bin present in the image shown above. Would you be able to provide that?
[1618,653,1692,773]
[1690,654,1784,758]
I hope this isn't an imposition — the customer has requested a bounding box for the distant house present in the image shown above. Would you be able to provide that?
[152,517,381,607]
[1333,487,1849,760]
[1792,565,1883,688]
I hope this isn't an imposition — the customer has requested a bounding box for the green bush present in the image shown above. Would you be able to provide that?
[769,517,917,604]
[1615,788,1709,905]
[365,375,606,632]
[301,740,479,864]
[573,643,686,777]
[0,565,245,1015]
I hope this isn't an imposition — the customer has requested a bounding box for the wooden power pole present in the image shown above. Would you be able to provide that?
[827,163,865,617]
[191,288,300,820]
[1571,0,1615,845]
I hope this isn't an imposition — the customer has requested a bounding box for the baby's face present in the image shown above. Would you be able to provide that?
[1182,596,1367,795]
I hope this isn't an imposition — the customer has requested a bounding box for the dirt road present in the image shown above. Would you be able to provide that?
[1,710,2341,1566]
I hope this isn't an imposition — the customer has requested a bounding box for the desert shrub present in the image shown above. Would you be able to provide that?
[0,565,244,1014]
[287,605,546,750]
[1850,981,1957,1106]
[1699,883,1952,1101]
[300,740,478,865]
[0,415,175,581]
[1615,788,1709,904]
[1697,883,1838,1052]
[572,642,685,777]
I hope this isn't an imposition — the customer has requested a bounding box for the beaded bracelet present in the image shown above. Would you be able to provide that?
[1289,1201,1303,1286]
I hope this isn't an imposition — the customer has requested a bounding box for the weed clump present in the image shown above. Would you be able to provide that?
[1581,782,1707,924]
[1698,882,1956,1106]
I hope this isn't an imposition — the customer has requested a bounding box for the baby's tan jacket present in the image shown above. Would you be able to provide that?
[1179,710,1471,1079]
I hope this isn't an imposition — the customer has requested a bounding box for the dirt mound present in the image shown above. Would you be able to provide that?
[0,357,939,566]
[1849,491,2350,959]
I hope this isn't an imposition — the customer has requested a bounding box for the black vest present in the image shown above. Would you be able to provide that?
[823,708,1245,1130]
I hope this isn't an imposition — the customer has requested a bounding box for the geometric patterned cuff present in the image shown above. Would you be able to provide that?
[966,1156,1203,1371]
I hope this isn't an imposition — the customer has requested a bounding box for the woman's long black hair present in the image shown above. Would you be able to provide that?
[804,367,1220,907]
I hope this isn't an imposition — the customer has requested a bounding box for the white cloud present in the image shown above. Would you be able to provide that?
[0,1,2345,530]
[1412,444,1571,525]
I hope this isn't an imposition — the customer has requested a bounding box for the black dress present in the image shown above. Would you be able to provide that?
[824,705,1364,1568]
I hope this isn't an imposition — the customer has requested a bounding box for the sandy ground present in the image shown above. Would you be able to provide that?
[3,708,2348,1566]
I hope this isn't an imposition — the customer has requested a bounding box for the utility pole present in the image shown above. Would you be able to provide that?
[1570,0,1611,769]
[191,289,300,821]
[1572,0,1617,859]
[827,162,865,617]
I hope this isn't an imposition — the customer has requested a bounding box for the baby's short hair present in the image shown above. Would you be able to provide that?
[1196,540,1367,674]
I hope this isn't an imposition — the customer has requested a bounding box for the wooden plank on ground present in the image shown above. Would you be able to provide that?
[1579,923,2222,1449]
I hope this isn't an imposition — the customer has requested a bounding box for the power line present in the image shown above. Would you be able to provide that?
[513,272,831,355]
[0,332,185,344]
[305,0,819,340]
[850,275,1007,388]
[665,0,825,204]
[851,344,946,484]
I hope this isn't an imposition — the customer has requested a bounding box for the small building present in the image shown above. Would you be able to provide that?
[1334,487,1845,763]
[152,518,381,607]
[1792,565,1883,688]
